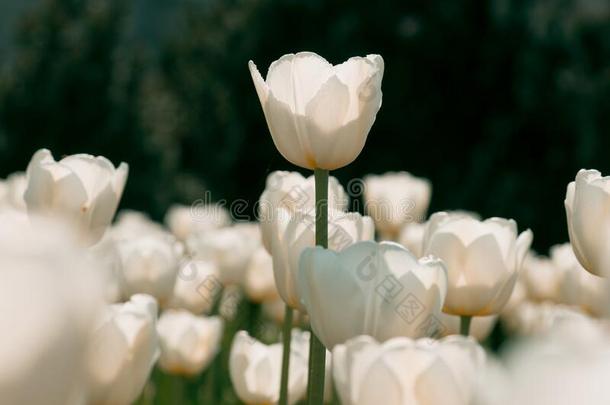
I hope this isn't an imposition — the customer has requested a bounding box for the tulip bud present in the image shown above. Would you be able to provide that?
[0,171,26,211]
[229,330,309,405]
[166,259,221,314]
[364,171,431,240]
[398,221,427,257]
[258,170,348,253]
[187,223,260,285]
[249,52,384,170]
[298,241,448,349]
[23,149,128,245]
[117,233,181,305]
[565,169,610,277]
[422,212,533,316]
[273,209,375,310]
[86,294,159,405]
[165,203,231,241]
[157,309,223,376]
[333,335,485,405]
[521,252,560,303]
[245,247,280,303]
[552,242,610,317]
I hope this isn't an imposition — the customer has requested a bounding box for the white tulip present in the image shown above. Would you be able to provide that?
[0,215,104,405]
[422,212,532,316]
[521,252,560,302]
[89,233,125,303]
[167,259,221,314]
[273,209,375,310]
[552,242,610,317]
[258,170,348,253]
[86,294,159,405]
[117,233,180,305]
[229,330,309,405]
[187,223,260,285]
[249,52,384,170]
[398,221,427,257]
[245,247,280,303]
[111,210,167,240]
[565,169,610,277]
[333,335,485,405]
[165,203,231,240]
[503,301,591,336]
[157,309,223,376]
[298,241,448,349]
[23,148,128,244]
[364,171,432,240]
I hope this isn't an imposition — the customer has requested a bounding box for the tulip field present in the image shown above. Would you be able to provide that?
[1,44,610,405]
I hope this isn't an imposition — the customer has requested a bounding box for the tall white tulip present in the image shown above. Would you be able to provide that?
[117,233,181,305]
[422,212,532,316]
[157,310,223,376]
[229,330,309,405]
[364,171,432,240]
[86,294,159,405]
[298,241,448,349]
[333,335,485,405]
[273,209,375,310]
[565,169,610,277]
[258,170,348,253]
[24,149,128,244]
[249,52,384,170]
[0,215,104,405]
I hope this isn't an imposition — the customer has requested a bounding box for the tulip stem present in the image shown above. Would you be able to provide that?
[307,168,329,405]
[460,316,472,336]
[279,305,294,405]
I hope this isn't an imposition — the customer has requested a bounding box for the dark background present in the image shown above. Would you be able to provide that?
[1,0,609,253]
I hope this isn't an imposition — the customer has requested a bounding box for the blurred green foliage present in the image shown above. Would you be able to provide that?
[1,0,610,252]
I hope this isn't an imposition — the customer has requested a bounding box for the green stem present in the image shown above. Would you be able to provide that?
[460,316,472,336]
[279,305,294,405]
[307,168,328,405]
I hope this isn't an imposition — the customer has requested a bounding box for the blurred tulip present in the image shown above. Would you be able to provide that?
[86,294,159,405]
[273,209,374,310]
[521,252,560,302]
[565,169,610,277]
[258,170,348,253]
[157,309,223,376]
[298,241,448,349]
[437,312,498,342]
[117,233,180,305]
[552,242,610,317]
[111,210,167,240]
[364,172,431,240]
[187,223,260,285]
[167,259,221,314]
[502,301,591,336]
[249,52,384,170]
[23,149,128,245]
[165,203,231,240]
[0,171,26,210]
[398,221,426,257]
[422,212,532,316]
[229,330,309,405]
[262,298,307,326]
[333,335,485,405]
[475,320,610,405]
[0,215,104,405]
[245,246,280,302]
[89,233,125,303]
